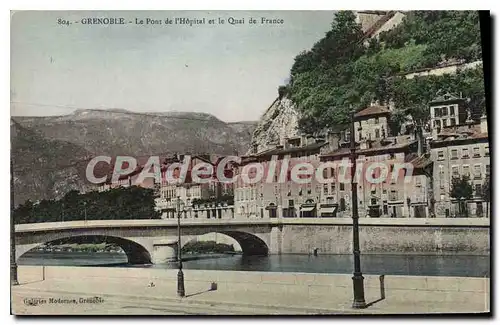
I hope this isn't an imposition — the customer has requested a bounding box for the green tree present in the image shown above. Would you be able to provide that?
[450,176,474,217]
[286,11,483,133]
[14,186,161,224]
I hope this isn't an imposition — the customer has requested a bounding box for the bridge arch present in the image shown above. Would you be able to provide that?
[17,235,152,265]
[181,230,268,256]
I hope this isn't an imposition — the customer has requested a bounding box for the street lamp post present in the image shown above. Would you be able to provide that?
[350,109,366,309]
[10,159,19,286]
[176,196,185,297]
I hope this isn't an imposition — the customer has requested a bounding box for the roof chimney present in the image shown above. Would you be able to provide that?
[252,143,258,154]
[360,139,369,150]
[480,114,488,134]
[327,131,340,152]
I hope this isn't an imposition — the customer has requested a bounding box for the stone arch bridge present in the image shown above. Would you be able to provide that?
[15,219,275,264]
[15,218,488,264]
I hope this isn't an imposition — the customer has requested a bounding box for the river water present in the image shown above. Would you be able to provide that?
[18,251,490,278]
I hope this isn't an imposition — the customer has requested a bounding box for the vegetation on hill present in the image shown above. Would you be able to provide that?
[285,11,485,133]
[182,241,235,255]
[13,186,161,224]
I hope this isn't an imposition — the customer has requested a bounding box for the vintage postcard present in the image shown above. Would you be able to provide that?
[10,10,490,315]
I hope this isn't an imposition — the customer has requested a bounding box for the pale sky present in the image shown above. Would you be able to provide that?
[11,11,335,122]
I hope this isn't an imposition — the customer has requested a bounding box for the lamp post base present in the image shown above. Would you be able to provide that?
[177,269,185,297]
[11,264,19,286]
[351,273,367,309]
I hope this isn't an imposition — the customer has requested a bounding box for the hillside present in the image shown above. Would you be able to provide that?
[13,110,256,157]
[11,120,94,206]
[283,11,485,133]
[11,110,256,205]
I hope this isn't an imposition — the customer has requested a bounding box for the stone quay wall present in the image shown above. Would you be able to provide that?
[269,218,490,255]
[16,266,490,307]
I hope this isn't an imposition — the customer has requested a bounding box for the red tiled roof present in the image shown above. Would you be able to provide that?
[364,11,396,37]
[406,154,432,169]
[321,140,416,159]
[472,132,489,139]
[254,141,327,158]
[354,105,390,118]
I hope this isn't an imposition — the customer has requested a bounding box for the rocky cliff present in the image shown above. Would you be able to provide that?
[248,97,301,154]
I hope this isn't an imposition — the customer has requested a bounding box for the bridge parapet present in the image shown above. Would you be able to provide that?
[15,217,490,234]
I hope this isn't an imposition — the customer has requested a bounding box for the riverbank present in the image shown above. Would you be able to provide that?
[12,266,490,315]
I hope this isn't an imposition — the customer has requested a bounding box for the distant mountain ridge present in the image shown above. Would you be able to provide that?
[12,109,256,157]
[11,109,257,205]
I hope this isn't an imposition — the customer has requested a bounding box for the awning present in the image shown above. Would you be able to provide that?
[300,206,316,212]
[321,206,337,214]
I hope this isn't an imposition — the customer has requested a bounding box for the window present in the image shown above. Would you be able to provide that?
[375,129,380,138]
[340,198,346,211]
[463,165,470,177]
[476,202,484,217]
[330,183,335,193]
[485,146,489,156]
[434,107,441,117]
[486,164,490,176]
[475,184,482,196]
[389,190,398,201]
[434,120,441,128]
[439,165,444,189]
[375,117,380,124]
[442,119,448,127]
[323,169,328,179]
[437,151,445,160]
[323,184,328,195]
[449,105,455,116]
[451,149,458,159]
[473,147,481,158]
[288,200,294,208]
[474,164,482,179]
[462,148,469,158]
[340,183,345,191]
[450,119,456,126]
[452,166,459,178]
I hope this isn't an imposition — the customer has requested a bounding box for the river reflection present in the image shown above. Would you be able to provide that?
[18,251,490,278]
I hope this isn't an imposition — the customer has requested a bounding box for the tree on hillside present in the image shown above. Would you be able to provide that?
[287,11,484,133]
[450,176,474,217]
[14,186,161,224]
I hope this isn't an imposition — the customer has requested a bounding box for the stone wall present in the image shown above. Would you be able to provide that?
[273,223,489,255]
